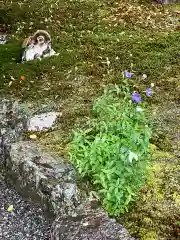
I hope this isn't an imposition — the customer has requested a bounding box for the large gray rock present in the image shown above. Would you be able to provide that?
[50,201,135,240]
[27,112,61,132]
[4,141,80,216]
[0,99,27,164]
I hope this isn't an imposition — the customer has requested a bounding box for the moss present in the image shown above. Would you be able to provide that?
[47,179,59,186]
[146,163,165,202]
[142,217,153,225]
[172,192,180,206]
[150,133,173,152]
[152,151,175,160]
[149,144,157,153]
[140,230,158,240]
[120,156,180,239]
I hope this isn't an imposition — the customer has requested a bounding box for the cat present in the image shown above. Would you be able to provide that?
[0,33,7,44]
[21,30,59,62]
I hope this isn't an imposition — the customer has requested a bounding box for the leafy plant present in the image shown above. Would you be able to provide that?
[69,73,152,216]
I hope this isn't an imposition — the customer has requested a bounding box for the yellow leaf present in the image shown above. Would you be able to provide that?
[29,134,37,139]
[8,81,12,87]
[7,205,14,212]
[10,76,15,81]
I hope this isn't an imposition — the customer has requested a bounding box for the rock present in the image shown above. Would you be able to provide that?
[27,112,61,132]
[4,141,80,216]
[0,99,27,164]
[50,201,135,240]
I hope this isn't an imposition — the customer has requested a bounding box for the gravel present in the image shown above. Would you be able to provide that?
[0,175,52,240]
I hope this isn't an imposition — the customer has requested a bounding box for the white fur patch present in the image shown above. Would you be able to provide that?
[23,44,36,61]
[22,43,58,62]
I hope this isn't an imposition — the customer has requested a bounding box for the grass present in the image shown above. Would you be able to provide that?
[0,0,180,239]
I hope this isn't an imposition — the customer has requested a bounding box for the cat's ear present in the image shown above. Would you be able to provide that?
[22,37,32,48]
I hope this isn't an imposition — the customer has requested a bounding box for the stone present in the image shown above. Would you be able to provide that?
[50,201,135,240]
[27,112,61,132]
[4,141,80,216]
[0,99,27,164]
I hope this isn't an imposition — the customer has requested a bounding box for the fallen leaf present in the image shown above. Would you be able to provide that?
[151,83,155,87]
[28,103,33,108]
[8,81,12,87]
[29,134,37,139]
[20,76,25,81]
[7,205,14,212]
[82,222,89,226]
[142,74,147,80]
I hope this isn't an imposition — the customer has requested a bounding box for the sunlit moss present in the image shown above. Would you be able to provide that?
[142,217,153,225]
[152,151,175,160]
[172,192,180,206]
[140,230,158,240]
[120,154,179,239]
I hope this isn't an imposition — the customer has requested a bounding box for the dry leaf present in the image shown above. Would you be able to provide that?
[142,74,147,80]
[7,205,14,212]
[151,83,155,87]
[8,81,12,87]
[82,222,89,226]
[29,134,37,139]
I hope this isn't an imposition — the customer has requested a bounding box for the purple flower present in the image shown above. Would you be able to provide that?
[125,71,134,78]
[132,92,141,103]
[146,88,153,97]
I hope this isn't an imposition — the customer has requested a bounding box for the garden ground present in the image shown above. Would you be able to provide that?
[0,0,180,239]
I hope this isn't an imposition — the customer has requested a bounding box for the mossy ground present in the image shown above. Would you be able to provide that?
[0,0,180,239]
[120,148,180,240]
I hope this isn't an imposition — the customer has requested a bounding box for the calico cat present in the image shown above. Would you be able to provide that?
[21,30,58,62]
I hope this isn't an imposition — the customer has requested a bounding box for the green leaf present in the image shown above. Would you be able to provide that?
[128,151,138,163]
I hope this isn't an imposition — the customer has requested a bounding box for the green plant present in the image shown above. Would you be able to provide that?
[69,73,152,215]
